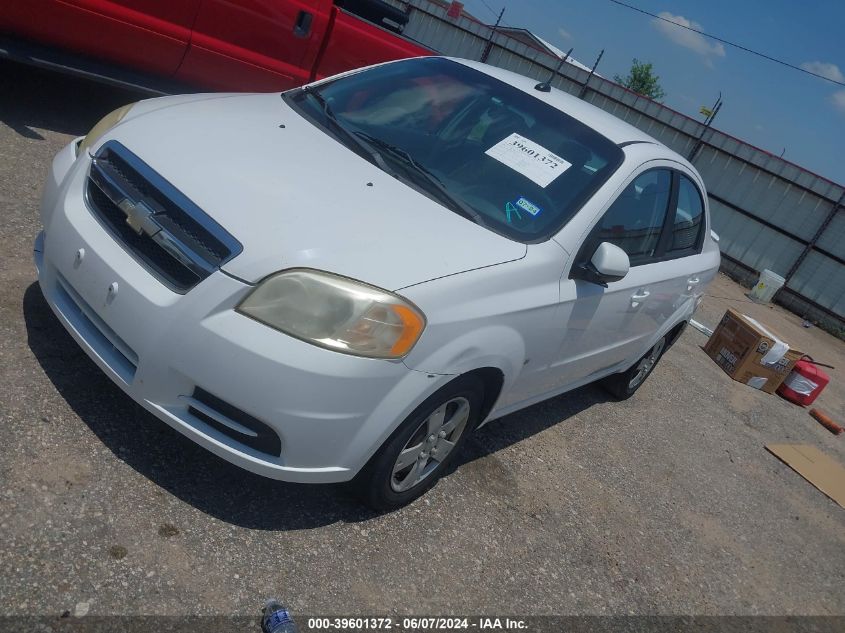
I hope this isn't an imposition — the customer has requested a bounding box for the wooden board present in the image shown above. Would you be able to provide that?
[766,444,845,508]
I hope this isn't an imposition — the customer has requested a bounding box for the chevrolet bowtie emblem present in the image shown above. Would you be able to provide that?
[117,198,158,236]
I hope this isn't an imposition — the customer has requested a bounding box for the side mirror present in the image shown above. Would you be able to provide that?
[573,242,630,287]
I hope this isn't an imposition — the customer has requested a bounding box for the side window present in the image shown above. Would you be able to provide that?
[591,169,672,264]
[668,175,705,252]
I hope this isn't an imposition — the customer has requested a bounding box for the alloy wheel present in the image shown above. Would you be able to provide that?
[628,337,666,390]
[390,396,471,493]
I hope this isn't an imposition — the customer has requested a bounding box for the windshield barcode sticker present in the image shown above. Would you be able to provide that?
[485,133,572,187]
[515,197,541,216]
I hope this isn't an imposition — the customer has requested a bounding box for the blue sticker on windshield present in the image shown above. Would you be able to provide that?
[505,197,542,223]
[516,197,542,216]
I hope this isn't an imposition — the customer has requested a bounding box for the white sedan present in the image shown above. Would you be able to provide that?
[35,57,719,509]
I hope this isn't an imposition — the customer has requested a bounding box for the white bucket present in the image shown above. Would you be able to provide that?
[749,269,785,303]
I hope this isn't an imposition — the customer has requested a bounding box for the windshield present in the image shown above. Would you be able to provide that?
[287,57,623,243]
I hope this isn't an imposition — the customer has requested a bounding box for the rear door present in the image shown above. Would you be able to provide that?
[654,169,717,319]
[175,0,327,91]
[549,166,679,388]
[1,1,198,76]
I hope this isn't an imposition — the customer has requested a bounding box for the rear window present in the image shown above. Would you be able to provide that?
[668,175,705,252]
[289,58,623,243]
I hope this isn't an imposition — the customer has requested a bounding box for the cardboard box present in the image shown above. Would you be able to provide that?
[704,309,803,394]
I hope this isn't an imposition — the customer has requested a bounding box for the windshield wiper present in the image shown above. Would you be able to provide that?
[301,88,393,174]
[353,131,486,227]
[301,91,484,228]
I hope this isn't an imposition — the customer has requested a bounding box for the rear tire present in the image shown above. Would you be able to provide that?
[600,335,667,400]
[353,375,484,511]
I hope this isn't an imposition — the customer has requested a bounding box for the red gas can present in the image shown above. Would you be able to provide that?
[777,358,830,406]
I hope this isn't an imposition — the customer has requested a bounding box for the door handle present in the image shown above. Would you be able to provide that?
[630,289,650,309]
[687,277,700,292]
[294,10,313,37]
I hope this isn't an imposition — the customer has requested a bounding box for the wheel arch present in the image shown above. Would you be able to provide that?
[460,366,505,425]
[666,319,689,348]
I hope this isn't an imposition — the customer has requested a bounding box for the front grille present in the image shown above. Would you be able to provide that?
[85,141,242,293]
[186,388,282,457]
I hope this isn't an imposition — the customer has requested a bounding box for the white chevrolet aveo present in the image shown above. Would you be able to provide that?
[35,57,719,508]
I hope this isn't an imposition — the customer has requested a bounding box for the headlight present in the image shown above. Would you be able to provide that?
[77,103,136,155]
[237,269,426,359]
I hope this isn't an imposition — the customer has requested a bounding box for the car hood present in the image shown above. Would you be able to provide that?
[100,93,526,290]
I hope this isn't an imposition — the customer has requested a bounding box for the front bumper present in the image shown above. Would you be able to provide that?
[34,140,444,483]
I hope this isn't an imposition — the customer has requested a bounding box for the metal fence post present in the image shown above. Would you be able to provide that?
[784,190,845,284]
[687,102,722,162]
[480,7,505,63]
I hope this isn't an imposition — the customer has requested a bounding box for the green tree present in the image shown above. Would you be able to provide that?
[614,59,666,101]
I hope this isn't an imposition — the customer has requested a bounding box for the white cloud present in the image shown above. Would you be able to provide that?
[800,61,845,83]
[652,12,725,67]
[558,26,572,40]
[832,90,845,114]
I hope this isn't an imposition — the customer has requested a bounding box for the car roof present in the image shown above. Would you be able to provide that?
[451,58,669,149]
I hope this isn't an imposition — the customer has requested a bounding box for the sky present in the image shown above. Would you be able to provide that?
[458,0,845,186]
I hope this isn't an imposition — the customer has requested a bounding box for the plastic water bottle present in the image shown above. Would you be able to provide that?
[261,599,298,633]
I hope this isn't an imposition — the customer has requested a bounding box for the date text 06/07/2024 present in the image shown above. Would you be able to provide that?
[305,617,528,630]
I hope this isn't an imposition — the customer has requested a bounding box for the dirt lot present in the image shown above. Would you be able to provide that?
[1,60,844,620]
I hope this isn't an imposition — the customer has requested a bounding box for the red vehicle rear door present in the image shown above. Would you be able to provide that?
[0,1,199,76]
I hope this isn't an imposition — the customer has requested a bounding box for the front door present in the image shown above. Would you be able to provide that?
[176,0,323,91]
[551,167,677,387]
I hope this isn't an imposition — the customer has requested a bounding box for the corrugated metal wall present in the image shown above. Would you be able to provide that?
[387,0,845,328]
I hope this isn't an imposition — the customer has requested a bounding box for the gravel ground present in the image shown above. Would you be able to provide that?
[1,60,844,620]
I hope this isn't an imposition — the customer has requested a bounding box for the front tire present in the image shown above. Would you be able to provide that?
[354,375,484,510]
[600,335,667,400]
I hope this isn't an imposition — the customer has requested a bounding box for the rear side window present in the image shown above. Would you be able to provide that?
[589,169,672,264]
[668,175,704,252]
